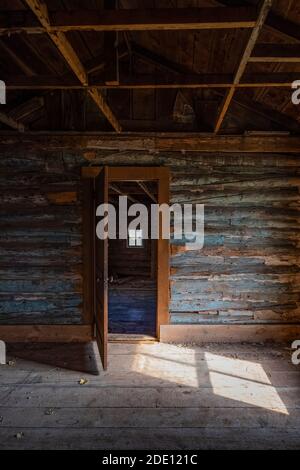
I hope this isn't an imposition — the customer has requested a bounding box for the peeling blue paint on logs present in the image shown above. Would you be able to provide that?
[0,148,299,325]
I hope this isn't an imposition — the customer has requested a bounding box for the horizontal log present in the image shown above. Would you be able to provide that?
[0,325,93,342]
[0,7,258,34]
[0,311,82,325]
[1,133,299,153]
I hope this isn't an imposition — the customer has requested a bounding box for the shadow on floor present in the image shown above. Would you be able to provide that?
[7,342,100,375]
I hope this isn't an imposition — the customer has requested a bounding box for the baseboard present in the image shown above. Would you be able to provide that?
[0,325,93,343]
[2,323,299,344]
[160,324,300,344]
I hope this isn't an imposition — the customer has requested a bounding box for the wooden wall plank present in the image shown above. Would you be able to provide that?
[160,325,300,344]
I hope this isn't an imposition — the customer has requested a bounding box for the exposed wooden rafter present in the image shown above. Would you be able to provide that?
[24,0,122,132]
[3,3,299,48]
[1,2,299,135]
[129,43,299,132]
[214,0,273,133]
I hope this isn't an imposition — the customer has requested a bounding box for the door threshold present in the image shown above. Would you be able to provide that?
[108,333,158,343]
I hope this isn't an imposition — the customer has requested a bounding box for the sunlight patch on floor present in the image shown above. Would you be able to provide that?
[131,349,199,387]
[205,352,289,415]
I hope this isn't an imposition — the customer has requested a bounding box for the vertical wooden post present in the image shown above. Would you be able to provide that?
[157,168,170,338]
[82,179,95,325]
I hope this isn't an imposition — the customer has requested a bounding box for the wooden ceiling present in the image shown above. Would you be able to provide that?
[0,0,299,134]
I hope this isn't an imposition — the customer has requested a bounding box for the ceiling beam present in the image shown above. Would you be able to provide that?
[50,7,258,31]
[0,7,259,35]
[2,3,299,46]
[88,88,121,131]
[24,0,122,132]
[214,0,273,133]
[5,72,300,90]
[250,44,300,62]
[0,132,299,153]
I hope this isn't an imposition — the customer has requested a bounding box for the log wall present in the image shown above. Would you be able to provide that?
[0,150,83,324]
[0,147,299,325]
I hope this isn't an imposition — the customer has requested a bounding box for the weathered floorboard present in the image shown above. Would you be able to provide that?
[0,343,300,450]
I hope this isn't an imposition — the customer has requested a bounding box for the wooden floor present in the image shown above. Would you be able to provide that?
[1,342,300,450]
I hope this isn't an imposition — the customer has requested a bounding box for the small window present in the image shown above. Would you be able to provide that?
[128,229,144,248]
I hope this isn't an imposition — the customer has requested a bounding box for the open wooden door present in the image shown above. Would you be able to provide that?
[94,167,108,370]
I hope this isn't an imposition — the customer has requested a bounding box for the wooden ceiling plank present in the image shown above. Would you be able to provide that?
[1,5,299,49]
[24,0,122,132]
[132,42,298,132]
[214,0,273,133]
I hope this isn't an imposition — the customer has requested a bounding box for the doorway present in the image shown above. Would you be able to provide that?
[108,180,158,338]
[82,167,170,370]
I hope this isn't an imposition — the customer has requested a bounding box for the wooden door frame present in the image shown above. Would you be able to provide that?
[82,166,170,340]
